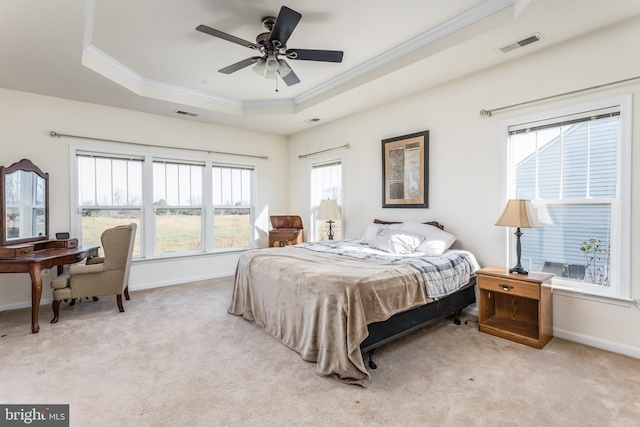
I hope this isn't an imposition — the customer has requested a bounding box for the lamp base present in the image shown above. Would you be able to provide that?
[509,265,529,275]
[327,220,335,240]
[510,227,528,275]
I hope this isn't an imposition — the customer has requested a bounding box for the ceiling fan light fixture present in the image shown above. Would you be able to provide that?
[265,54,279,72]
[252,58,266,76]
[265,70,277,79]
[277,59,291,77]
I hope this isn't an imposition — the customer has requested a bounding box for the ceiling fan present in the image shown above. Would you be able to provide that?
[196,5,343,86]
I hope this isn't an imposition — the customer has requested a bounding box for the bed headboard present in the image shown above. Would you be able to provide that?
[373,219,445,230]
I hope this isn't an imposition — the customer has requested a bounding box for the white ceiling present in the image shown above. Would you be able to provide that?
[2,0,640,136]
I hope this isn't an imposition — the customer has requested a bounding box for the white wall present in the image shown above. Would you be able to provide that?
[288,17,640,357]
[0,89,288,310]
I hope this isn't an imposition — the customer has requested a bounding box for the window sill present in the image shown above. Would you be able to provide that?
[550,284,633,307]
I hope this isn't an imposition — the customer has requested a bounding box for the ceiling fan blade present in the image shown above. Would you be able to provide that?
[286,49,343,63]
[279,61,300,86]
[269,6,302,46]
[218,57,261,74]
[196,25,260,50]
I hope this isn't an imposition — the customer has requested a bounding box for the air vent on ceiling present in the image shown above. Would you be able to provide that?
[497,32,543,53]
[174,109,198,117]
[304,118,321,123]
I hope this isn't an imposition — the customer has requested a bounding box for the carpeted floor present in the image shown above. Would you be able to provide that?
[1,277,639,427]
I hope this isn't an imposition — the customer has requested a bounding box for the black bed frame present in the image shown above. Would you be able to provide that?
[360,275,477,369]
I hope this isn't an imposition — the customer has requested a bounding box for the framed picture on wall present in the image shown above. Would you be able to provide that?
[381,130,429,208]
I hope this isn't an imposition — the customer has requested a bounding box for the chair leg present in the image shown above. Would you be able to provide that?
[69,298,76,306]
[117,294,125,312]
[124,286,130,301]
[51,300,60,324]
[92,296,99,301]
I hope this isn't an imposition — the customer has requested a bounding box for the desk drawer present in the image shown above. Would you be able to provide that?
[479,275,539,300]
[0,245,34,259]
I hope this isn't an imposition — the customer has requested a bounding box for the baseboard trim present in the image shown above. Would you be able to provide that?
[0,300,43,312]
[0,272,235,313]
[128,271,235,292]
[552,327,640,359]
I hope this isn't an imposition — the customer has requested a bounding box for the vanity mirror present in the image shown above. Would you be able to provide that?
[0,159,49,246]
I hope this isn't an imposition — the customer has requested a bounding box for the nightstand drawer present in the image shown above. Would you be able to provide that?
[479,275,539,300]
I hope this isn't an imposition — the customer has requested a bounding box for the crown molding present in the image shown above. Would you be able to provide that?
[82,0,516,114]
[293,0,516,106]
[82,45,243,109]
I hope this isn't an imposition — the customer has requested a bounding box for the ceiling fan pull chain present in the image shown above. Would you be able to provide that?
[275,76,279,92]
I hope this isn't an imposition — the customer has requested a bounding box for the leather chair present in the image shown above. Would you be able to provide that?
[50,223,137,323]
[269,215,304,247]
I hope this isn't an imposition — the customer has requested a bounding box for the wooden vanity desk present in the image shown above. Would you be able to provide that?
[0,241,99,333]
[0,159,99,333]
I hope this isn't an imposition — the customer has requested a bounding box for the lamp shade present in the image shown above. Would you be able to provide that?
[317,199,341,221]
[265,54,279,72]
[495,199,542,228]
[277,59,291,77]
[252,58,266,76]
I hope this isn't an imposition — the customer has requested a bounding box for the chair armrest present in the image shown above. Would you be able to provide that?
[50,273,70,289]
[70,263,105,275]
[86,257,105,265]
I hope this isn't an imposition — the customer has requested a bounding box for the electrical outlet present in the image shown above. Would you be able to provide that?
[41,269,49,276]
[635,299,640,310]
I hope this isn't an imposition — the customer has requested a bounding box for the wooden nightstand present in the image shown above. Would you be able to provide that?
[477,266,554,349]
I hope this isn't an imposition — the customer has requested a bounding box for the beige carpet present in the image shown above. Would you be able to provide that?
[1,277,639,427]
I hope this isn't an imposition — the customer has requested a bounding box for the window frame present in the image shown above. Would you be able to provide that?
[75,151,145,257]
[152,159,205,256]
[210,163,255,251]
[70,146,257,261]
[500,95,631,303]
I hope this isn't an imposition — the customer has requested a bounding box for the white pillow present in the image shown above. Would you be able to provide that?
[370,229,425,255]
[361,222,402,245]
[400,221,456,254]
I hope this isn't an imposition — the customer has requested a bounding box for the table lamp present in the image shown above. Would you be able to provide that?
[495,199,542,275]
[317,199,341,240]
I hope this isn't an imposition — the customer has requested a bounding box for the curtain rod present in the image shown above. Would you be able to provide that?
[479,75,640,117]
[49,131,269,160]
[298,143,350,159]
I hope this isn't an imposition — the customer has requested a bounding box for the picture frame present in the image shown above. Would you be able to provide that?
[382,130,429,208]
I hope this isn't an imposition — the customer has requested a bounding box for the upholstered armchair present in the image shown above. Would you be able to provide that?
[50,223,136,323]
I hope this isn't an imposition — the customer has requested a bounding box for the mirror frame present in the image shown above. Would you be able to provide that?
[0,159,49,246]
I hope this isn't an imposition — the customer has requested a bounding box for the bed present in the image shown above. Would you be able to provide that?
[228,221,480,387]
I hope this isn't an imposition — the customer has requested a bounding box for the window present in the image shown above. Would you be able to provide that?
[77,153,143,256]
[311,160,342,241]
[212,164,253,249]
[505,98,630,299]
[153,160,203,254]
[74,149,257,259]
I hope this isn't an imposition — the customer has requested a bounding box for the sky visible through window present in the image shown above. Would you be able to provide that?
[78,157,142,206]
[153,162,202,206]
